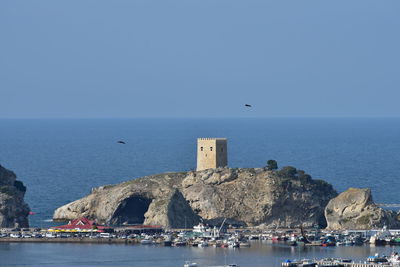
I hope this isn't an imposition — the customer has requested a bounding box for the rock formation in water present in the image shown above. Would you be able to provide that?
[0,165,30,228]
[53,167,337,228]
[325,187,400,230]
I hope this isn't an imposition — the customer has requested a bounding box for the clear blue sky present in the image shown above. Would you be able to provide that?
[1,1,399,118]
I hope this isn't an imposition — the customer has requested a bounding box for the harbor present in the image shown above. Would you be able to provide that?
[5,221,400,266]
[3,221,400,249]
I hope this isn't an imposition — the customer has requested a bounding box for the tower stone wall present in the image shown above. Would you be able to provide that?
[196,138,227,171]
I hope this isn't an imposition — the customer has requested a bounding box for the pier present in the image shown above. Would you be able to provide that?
[282,260,394,267]
[318,261,391,267]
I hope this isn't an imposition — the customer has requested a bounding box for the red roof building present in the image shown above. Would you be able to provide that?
[53,218,111,232]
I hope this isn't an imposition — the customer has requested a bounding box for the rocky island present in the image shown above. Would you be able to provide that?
[53,166,338,229]
[0,165,30,228]
[325,187,400,230]
[52,136,400,230]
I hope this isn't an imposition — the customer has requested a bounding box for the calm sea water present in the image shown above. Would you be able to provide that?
[0,241,398,267]
[1,118,400,227]
[1,118,400,266]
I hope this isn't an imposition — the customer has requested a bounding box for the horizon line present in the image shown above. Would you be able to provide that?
[1,116,400,120]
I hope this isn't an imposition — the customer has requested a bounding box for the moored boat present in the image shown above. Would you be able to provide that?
[163,240,172,246]
[140,239,153,245]
[367,253,388,263]
[239,241,250,247]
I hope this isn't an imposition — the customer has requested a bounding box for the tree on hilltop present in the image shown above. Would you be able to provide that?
[277,166,297,178]
[266,160,278,170]
[297,169,312,182]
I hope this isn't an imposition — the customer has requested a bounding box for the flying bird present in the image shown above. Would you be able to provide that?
[117,141,126,144]
[245,104,252,107]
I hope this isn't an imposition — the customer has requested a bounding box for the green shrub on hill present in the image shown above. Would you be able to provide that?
[14,180,26,192]
[266,160,278,170]
[0,186,14,196]
[277,166,297,178]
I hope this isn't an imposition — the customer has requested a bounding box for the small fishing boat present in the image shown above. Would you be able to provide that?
[367,253,388,263]
[198,240,209,247]
[174,238,187,247]
[184,262,198,267]
[140,238,153,245]
[228,241,239,248]
[239,241,250,247]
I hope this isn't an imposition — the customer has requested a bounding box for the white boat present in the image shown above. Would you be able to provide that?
[239,241,250,247]
[184,262,198,267]
[193,223,220,238]
[198,240,209,247]
[140,236,153,245]
[228,241,239,248]
[193,218,227,239]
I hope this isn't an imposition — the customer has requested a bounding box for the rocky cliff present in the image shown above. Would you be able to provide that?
[53,167,337,228]
[0,165,30,228]
[325,188,400,230]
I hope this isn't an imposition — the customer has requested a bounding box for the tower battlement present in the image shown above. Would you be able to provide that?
[196,138,228,171]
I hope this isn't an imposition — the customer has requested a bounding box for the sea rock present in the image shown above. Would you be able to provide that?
[325,187,400,230]
[54,167,337,228]
[144,189,201,228]
[0,165,30,228]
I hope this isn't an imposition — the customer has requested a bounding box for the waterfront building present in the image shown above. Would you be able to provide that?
[52,217,111,232]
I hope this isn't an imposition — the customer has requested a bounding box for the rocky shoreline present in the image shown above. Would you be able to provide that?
[53,166,338,228]
[0,165,30,228]
[53,165,400,230]
[2,162,399,231]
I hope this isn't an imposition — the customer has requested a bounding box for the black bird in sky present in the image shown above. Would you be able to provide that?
[117,141,126,144]
[245,104,252,107]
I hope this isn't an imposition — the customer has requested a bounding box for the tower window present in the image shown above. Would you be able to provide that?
[200,147,203,151]
[221,148,223,152]
[210,147,213,151]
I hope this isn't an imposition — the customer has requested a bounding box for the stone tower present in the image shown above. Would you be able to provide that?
[196,138,227,171]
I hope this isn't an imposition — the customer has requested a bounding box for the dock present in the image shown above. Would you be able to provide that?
[283,260,393,267]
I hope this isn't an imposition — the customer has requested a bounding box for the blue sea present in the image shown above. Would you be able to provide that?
[1,118,400,266]
[0,241,397,267]
[1,118,400,227]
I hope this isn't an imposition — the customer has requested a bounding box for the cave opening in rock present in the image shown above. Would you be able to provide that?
[110,196,152,225]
